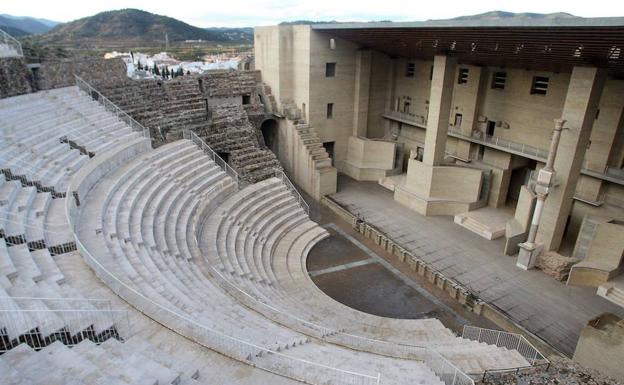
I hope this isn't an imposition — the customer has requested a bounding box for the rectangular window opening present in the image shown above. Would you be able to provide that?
[491,72,507,89]
[326,103,334,119]
[531,76,549,95]
[458,68,469,84]
[405,62,415,77]
[325,62,336,77]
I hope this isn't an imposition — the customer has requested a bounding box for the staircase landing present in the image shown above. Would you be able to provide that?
[454,207,513,240]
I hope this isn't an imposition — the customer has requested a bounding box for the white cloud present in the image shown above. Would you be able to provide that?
[2,0,624,27]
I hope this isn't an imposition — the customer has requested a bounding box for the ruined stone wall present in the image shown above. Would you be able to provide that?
[0,57,33,99]
[38,58,127,90]
[92,70,282,183]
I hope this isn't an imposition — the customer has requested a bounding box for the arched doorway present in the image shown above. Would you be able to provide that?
[260,119,279,154]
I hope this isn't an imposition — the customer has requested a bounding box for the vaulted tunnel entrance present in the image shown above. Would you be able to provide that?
[260,119,279,154]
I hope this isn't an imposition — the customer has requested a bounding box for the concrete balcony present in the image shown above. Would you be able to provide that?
[383,110,624,186]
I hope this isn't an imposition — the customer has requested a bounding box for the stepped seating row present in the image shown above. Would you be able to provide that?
[0,87,141,193]
[1,88,253,384]
[75,139,445,385]
[198,178,530,374]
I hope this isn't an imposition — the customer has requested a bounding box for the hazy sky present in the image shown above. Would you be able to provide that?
[3,0,624,27]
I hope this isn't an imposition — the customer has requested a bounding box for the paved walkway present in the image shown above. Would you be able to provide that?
[329,174,624,356]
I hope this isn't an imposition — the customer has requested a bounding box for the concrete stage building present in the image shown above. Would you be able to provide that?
[255,17,624,301]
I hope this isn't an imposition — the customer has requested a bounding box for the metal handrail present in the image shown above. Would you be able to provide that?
[462,326,548,366]
[0,28,23,57]
[425,349,475,385]
[274,169,309,215]
[74,75,151,139]
[65,171,380,385]
[183,130,240,187]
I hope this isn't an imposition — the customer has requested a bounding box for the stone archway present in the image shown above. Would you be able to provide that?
[260,118,279,154]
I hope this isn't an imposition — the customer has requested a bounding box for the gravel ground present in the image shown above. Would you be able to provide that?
[482,357,622,385]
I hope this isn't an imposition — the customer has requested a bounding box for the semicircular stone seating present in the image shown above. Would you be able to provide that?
[197,176,530,374]
[0,87,300,385]
[76,136,451,385]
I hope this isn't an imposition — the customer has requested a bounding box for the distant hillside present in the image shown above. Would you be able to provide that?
[447,11,579,21]
[0,14,59,35]
[34,9,252,47]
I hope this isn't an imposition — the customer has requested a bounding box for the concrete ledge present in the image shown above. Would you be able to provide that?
[341,161,392,182]
[394,184,471,216]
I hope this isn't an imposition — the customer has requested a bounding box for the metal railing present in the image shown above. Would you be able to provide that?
[447,126,549,160]
[383,110,427,127]
[425,349,475,385]
[274,169,310,215]
[65,178,380,385]
[183,130,240,186]
[462,326,548,366]
[0,28,23,58]
[75,75,151,139]
[0,297,130,352]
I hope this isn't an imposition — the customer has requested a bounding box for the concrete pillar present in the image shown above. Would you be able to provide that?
[423,55,457,166]
[537,66,607,251]
[353,50,372,137]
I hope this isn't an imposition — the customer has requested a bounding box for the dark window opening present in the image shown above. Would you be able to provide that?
[325,62,336,77]
[458,68,469,84]
[486,121,496,137]
[402,101,410,113]
[531,76,549,95]
[323,142,335,166]
[405,62,415,77]
[242,94,251,105]
[454,113,463,128]
[326,103,334,119]
[492,72,507,89]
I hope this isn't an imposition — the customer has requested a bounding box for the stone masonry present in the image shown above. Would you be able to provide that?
[93,70,282,184]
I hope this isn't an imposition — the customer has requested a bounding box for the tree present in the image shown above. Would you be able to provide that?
[186,70,191,75]
[153,64,160,76]
[137,60,143,70]
[164,66,170,78]
[176,67,184,77]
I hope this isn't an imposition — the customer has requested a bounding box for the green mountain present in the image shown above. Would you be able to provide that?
[0,14,59,35]
[35,9,252,47]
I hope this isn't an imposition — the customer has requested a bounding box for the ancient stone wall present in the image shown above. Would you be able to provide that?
[38,58,127,90]
[91,70,281,183]
[0,57,33,99]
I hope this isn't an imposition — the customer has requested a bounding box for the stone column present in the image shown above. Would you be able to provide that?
[537,66,607,251]
[423,55,457,166]
[353,50,372,137]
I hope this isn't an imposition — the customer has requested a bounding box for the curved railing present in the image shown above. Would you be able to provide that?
[75,76,151,139]
[64,151,380,385]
